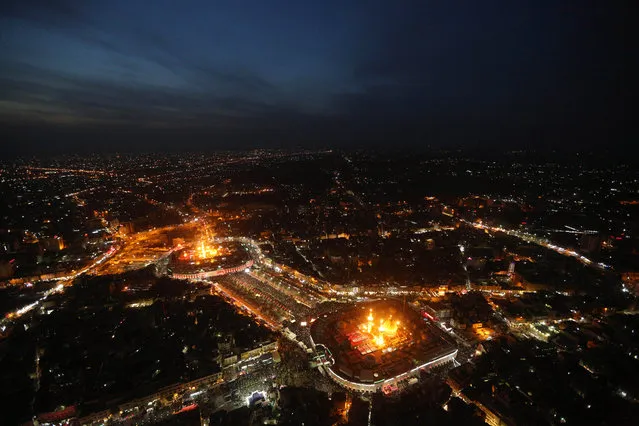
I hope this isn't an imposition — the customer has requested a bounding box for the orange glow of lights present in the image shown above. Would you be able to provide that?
[195,225,220,260]
[196,240,219,260]
[360,309,400,349]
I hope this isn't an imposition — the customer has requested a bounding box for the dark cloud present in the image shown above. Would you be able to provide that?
[0,64,286,128]
[0,0,633,155]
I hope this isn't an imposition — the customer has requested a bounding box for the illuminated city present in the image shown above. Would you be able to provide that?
[0,149,637,425]
[0,1,633,425]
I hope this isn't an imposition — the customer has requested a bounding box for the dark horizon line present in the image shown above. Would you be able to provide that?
[3,145,636,165]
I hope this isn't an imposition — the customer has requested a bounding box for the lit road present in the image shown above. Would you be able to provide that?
[456,217,611,271]
[1,245,119,328]
[91,223,200,276]
[79,353,280,425]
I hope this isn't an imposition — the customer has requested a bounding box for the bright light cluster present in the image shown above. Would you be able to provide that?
[178,226,224,261]
[360,308,400,348]
[197,240,219,260]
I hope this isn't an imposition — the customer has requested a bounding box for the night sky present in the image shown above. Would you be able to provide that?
[0,1,630,155]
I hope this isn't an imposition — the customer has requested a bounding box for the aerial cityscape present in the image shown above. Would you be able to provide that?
[1,150,637,425]
[0,1,632,425]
